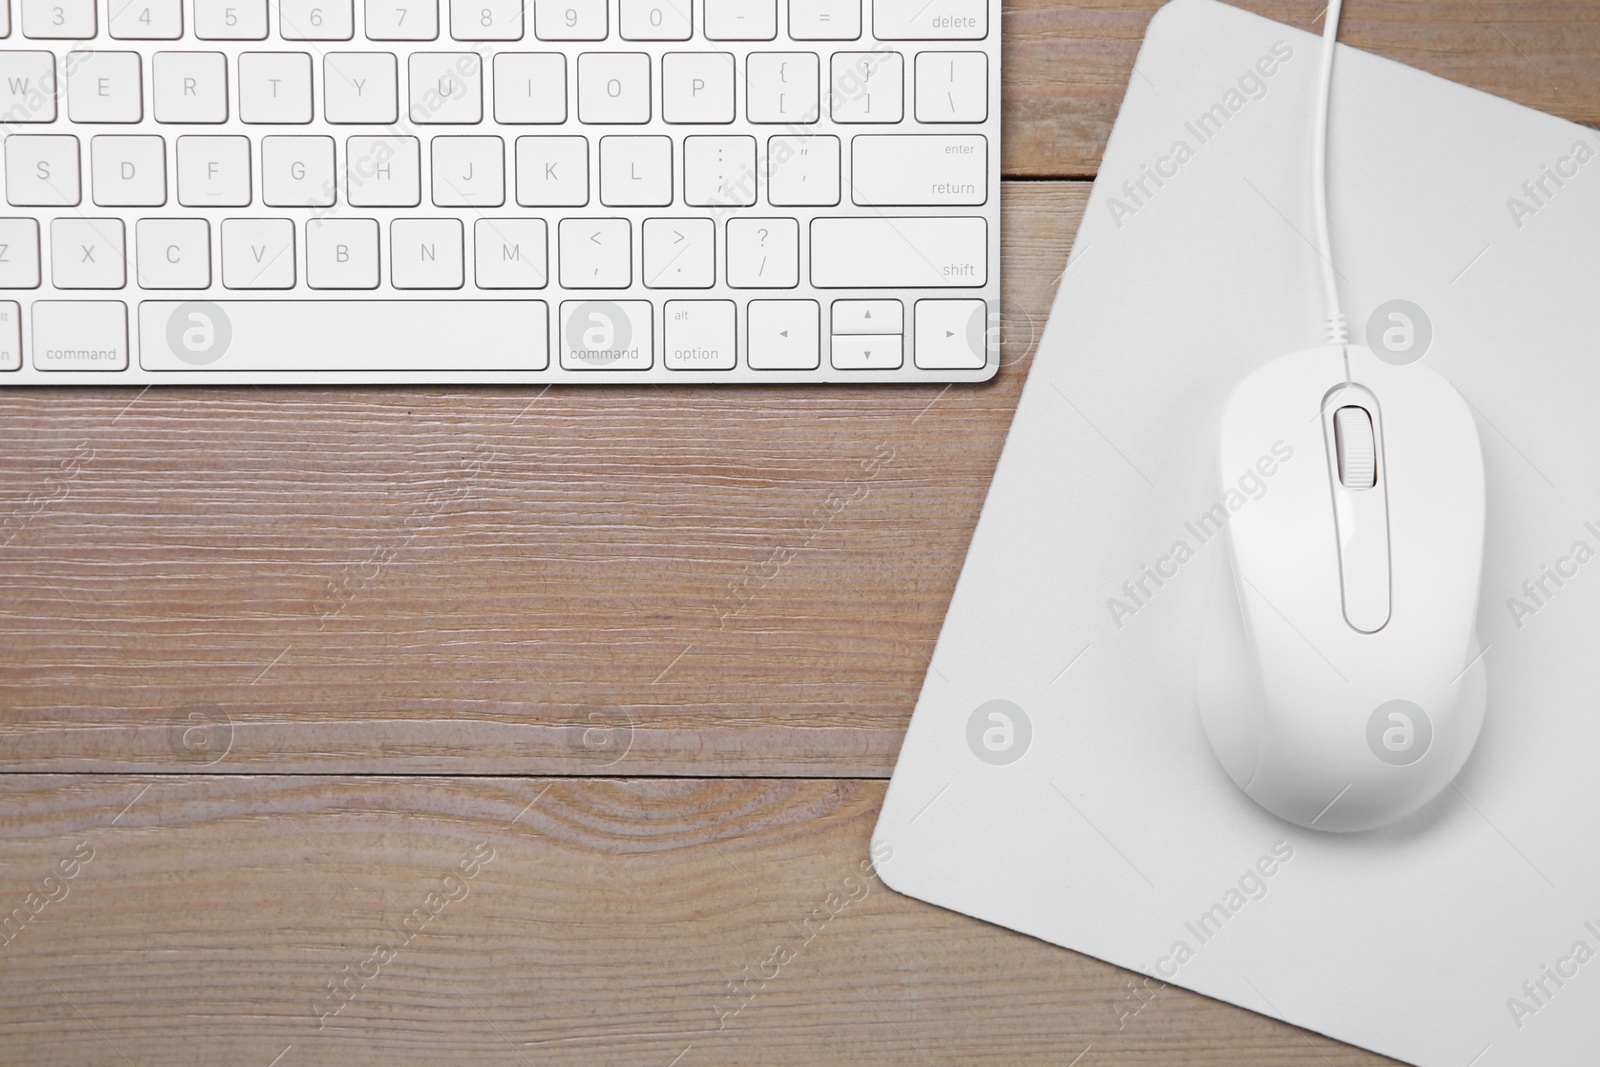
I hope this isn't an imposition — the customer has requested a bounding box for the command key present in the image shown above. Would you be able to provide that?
[32,301,129,372]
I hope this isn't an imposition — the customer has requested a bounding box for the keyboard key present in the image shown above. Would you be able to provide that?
[746,53,819,124]
[474,217,547,288]
[790,0,859,40]
[831,333,902,370]
[747,299,818,370]
[852,134,985,205]
[767,134,839,206]
[365,0,436,40]
[153,52,228,123]
[22,0,94,38]
[534,0,604,40]
[409,52,483,123]
[873,0,986,39]
[0,220,42,288]
[831,52,903,122]
[662,52,734,124]
[346,135,421,206]
[67,53,143,124]
[704,0,774,40]
[726,217,797,288]
[599,135,672,207]
[683,135,755,207]
[176,135,252,206]
[494,53,566,123]
[0,53,56,123]
[240,52,314,123]
[33,301,128,371]
[832,299,901,333]
[5,135,79,206]
[307,218,380,289]
[138,300,549,370]
[91,135,167,206]
[135,217,210,288]
[280,0,353,39]
[451,0,522,40]
[914,298,986,368]
[0,303,19,371]
[665,300,735,370]
[577,53,650,124]
[515,135,588,206]
[915,51,988,122]
[559,299,650,370]
[109,0,183,38]
[642,217,713,288]
[220,217,295,288]
[52,217,125,289]
[262,135,335,207]
[811,216,985,288]
[391,218,463,288]
[324,53,399,123]
[432,135,504,206]
[194,0,267,38]
[558,217,630,288]
[621,0,690,40]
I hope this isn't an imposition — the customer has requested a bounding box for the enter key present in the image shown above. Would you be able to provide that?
[851,135,988,206]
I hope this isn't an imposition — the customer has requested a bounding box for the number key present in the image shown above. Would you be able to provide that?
[22,0,95,38]
[109,0,182,39]
[365,0,437,40]
[534,0,605,41]
[281,0,353,39]
[620,0,690,41]
[194,0,267,39]
[451,0,521,40]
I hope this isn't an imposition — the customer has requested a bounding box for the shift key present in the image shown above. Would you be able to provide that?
[810,217,986,288]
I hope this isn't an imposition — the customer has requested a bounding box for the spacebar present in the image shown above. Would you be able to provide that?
[138,300,549,372]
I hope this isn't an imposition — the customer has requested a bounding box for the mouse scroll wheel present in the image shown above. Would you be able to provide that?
[1334,406,1377,489]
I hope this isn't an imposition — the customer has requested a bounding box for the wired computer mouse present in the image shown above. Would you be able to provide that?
[1197,342,1487,831]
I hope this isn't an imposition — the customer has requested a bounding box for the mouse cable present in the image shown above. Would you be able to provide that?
[1312,0,1348,346]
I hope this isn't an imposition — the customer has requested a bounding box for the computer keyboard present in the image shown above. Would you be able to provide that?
[0,0,1000,385]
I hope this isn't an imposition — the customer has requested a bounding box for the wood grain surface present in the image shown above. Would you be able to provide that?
[0,187,1078,777]
[3,1,1593,1062]
[0,775,1395,1066]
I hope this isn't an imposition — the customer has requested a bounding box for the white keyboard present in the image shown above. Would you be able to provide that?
[0,0,1000,384]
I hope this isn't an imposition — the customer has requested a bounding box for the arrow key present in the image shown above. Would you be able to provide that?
[831,333,903,371]
[748,299,818,370]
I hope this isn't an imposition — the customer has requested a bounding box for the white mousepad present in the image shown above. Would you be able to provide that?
[873,2,1600,1064]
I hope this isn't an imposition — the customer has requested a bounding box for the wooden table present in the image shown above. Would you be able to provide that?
[3,3,1595,1062]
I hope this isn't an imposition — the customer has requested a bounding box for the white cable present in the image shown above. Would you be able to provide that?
[1312,0,1348,346]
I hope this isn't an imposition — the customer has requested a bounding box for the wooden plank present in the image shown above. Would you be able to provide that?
[1003,0,1600,178]
[0,775,1395,1066]
[0,189,1081,778]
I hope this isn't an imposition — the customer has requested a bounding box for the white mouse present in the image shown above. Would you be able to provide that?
[1197,343,1487,832]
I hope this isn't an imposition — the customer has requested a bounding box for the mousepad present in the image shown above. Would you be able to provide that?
[872,2,1600,1064]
